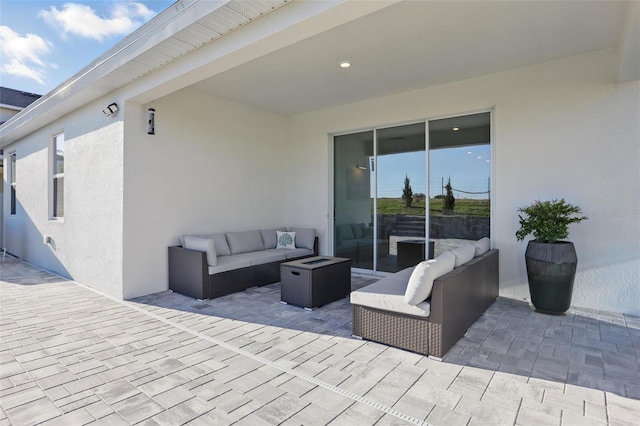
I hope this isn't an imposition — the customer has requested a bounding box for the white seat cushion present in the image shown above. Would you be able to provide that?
[350,276,431,317]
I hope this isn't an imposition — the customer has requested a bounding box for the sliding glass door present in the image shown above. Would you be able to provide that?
[376,123,426,273]
[334,112,490,274]
[334,131,375,269]
[428,112,491,256]
[334,123,427,273]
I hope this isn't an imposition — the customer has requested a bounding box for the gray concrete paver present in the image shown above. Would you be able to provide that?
[426,405,471,426]
[40,406,95,425]
[4,396,62,426]
[454,394,518,425]
[2,258,640,426]
[111,392,165,424]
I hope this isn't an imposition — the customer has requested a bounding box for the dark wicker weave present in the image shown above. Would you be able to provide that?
[168,238,318,300]
[352,249,499,358]
[280,257,351,309]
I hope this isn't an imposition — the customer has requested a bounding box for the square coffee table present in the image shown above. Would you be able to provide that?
[280,256,351,310]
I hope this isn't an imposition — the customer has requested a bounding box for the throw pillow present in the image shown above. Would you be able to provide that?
[474,237,491,256]
[404,251,456,305]
[276,231,296,249]
[451,243,475,267]
[183,235,217,266]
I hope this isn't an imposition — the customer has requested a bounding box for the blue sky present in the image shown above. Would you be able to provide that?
[376,145,491,199]
[0,0,174,95]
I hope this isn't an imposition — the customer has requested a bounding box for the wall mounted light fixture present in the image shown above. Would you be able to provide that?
[147,108,155,135]
[102,103,118,116]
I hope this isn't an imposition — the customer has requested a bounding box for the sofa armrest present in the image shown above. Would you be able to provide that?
[168,246,209,299]
[429,249,499,356]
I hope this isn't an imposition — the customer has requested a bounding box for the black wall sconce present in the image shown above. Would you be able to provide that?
[102,103,118,116]
[147,108,155,135]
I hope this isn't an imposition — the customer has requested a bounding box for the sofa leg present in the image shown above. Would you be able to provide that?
[428,355,443,362]
[352,335,363,340]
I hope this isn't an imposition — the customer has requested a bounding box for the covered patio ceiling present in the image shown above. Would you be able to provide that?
[1,0,637,147]
[189,0,637,116]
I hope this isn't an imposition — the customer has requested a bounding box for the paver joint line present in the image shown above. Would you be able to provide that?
[120,297,429,426]
[5,261,426,426]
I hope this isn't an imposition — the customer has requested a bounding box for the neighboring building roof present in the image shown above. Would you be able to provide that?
[0,87,42,109]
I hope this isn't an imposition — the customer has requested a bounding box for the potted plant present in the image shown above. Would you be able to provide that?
[516,199,588,314]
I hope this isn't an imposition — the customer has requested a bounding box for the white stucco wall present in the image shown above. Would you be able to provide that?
[1,99,125,298]
[286,49,640,315]
[121,88,289,299]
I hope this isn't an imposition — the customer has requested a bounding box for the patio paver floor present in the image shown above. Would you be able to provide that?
[1,256,639,425]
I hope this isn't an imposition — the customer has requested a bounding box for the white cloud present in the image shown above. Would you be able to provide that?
[0,26,52,84]
[39,2,155,42]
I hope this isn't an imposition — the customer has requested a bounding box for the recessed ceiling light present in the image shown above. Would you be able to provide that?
[340,61,351,69]
[452,126,460,131]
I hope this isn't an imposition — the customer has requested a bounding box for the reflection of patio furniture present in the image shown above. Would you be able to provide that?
[397,239,435,269]
[281,256,351,310]
[335,223,389,262]
[351,242,497,358]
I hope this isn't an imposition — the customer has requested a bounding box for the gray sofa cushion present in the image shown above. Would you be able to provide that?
[207,255,251,274]
[206,233,232,256]
[226,231,264,254]
[290,227,316,250]
[235,250,286,266]
[265,248,315,259]
[183,236,217,266]
[260,228,287,249]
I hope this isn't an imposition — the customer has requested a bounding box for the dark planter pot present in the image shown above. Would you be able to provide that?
[525,241,577,314]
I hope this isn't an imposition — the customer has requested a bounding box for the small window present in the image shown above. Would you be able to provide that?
[52,133,65,218]
[10,152,16,215]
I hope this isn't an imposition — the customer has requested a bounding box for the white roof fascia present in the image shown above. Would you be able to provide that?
[127,0,400,105]
[0,0,398,148]
[0,0,240,147]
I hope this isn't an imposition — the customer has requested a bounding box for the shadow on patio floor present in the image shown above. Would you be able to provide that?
[130,276,640,400]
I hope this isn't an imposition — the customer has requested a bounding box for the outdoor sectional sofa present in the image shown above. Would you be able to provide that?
[169,227,318,300]
[335,223,389,262]
[351,239,498,358]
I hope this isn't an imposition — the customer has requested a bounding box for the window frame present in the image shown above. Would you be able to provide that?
[9,152,17,216]
[50,132,65,220]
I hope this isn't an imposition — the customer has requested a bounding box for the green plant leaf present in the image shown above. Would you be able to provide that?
[515,198,588,243]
